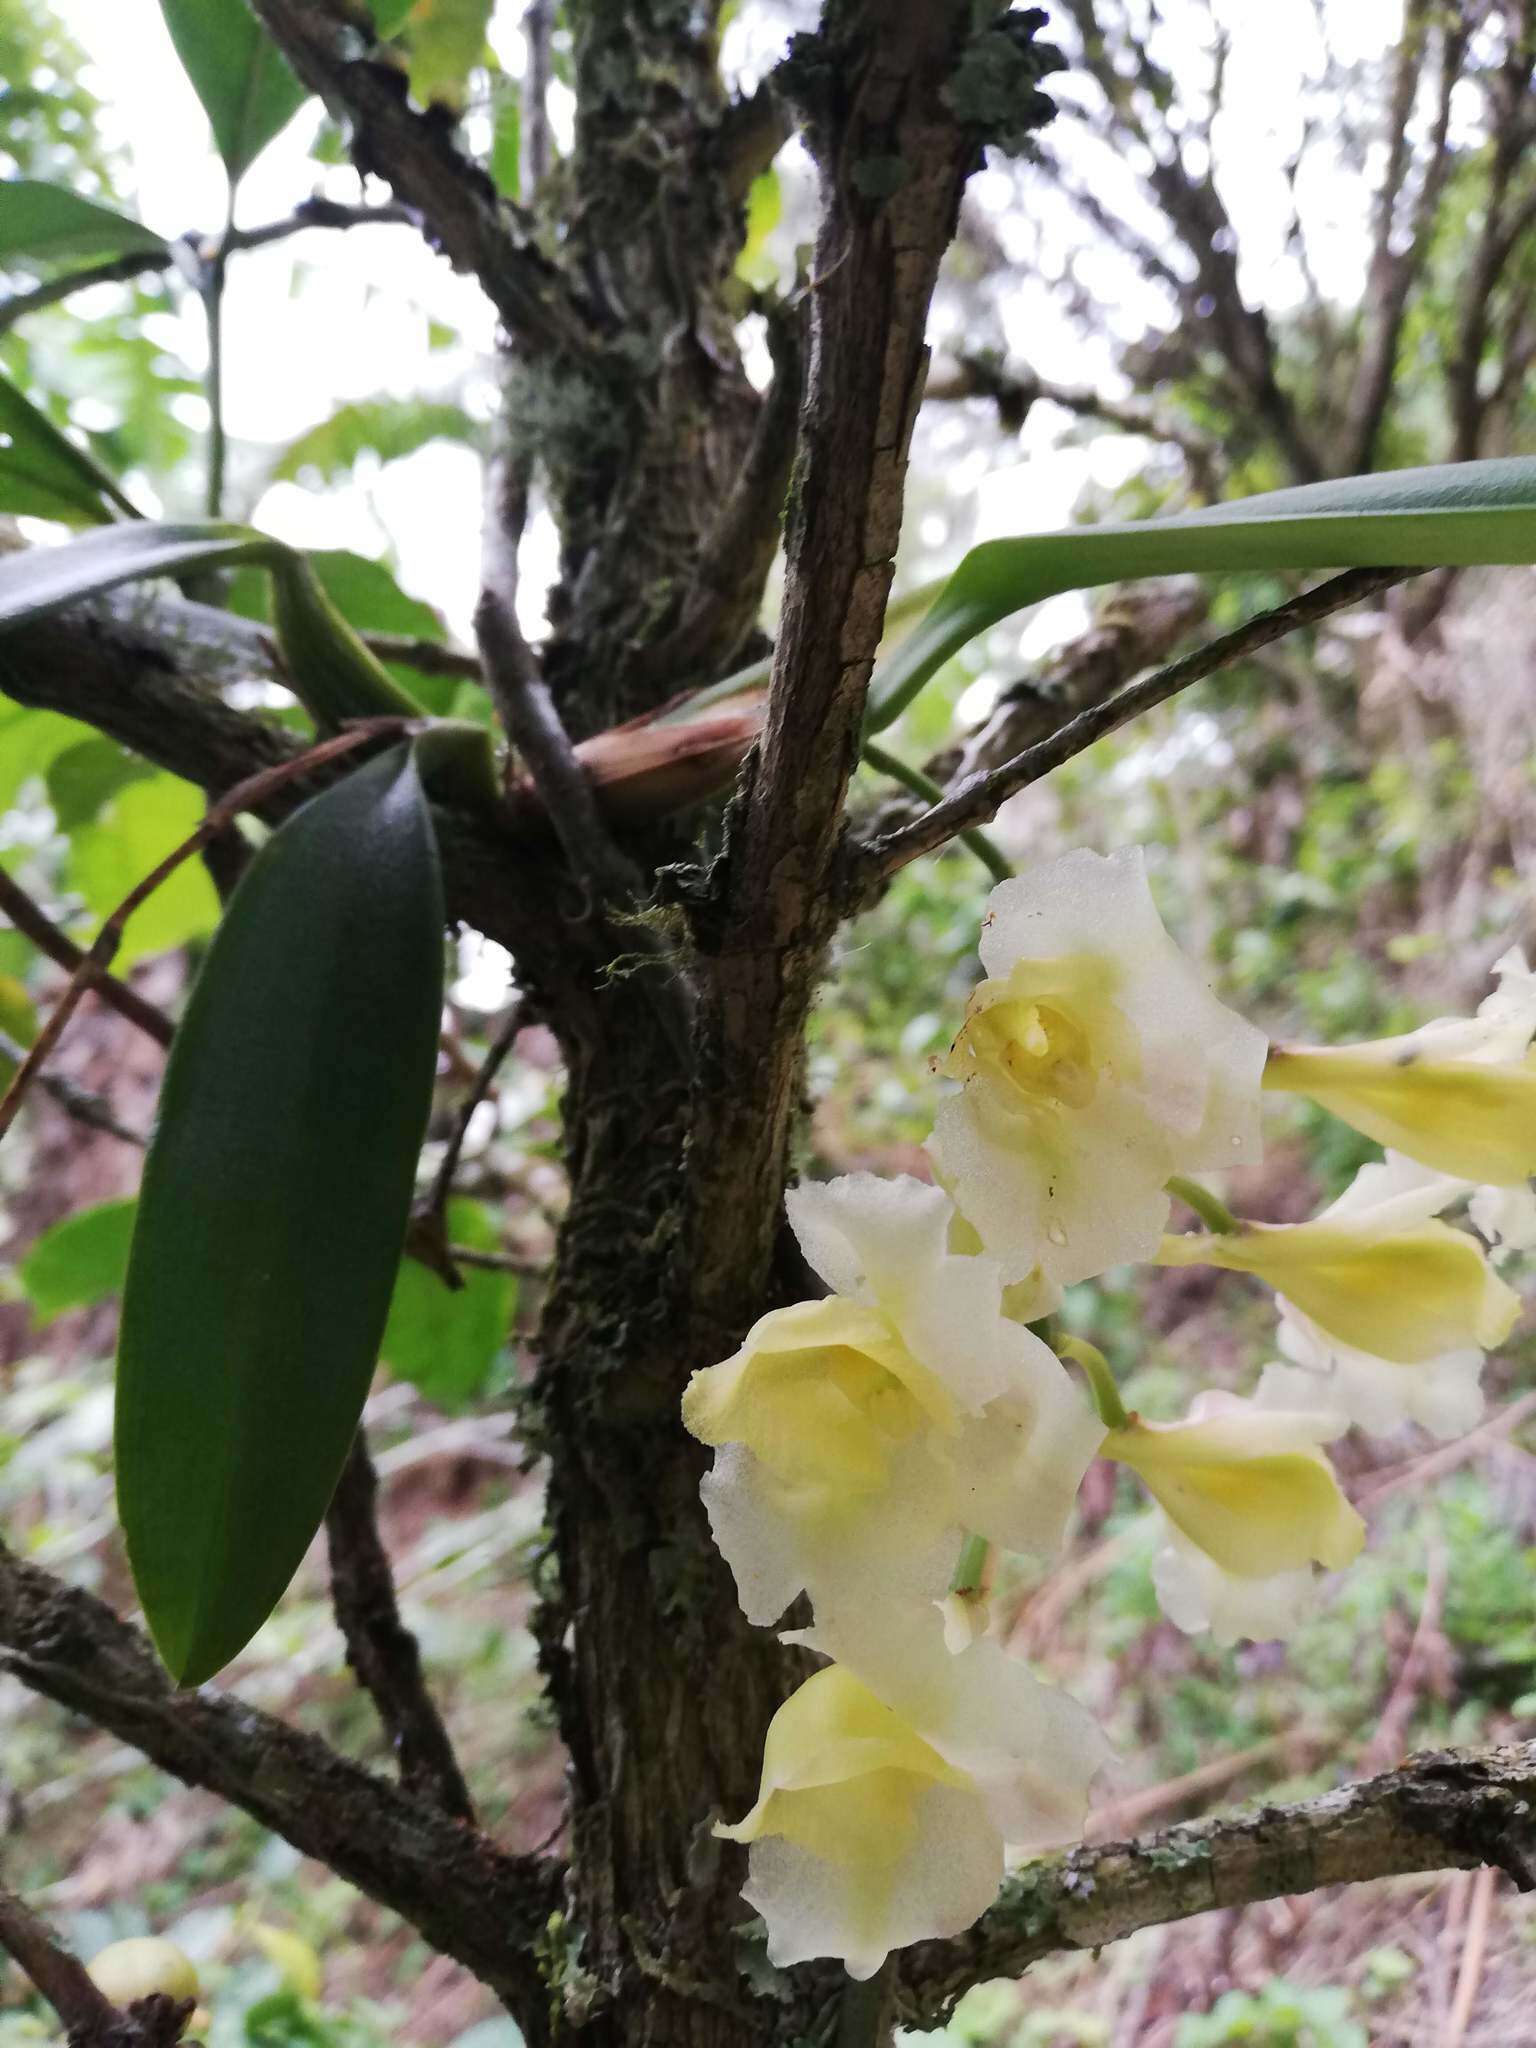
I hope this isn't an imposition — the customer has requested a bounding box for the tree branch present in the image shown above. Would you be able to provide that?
[0,1539,561,2031]
[325,1433,476,1822]
[0,870,174,1051]
[855,567,1412,887]
[0,199,413,335]
[0,1028,145,1145]
[898,1737,1536,2025]
[247,0,595,357]
[686,0,983,1327]
[0,1880,126,2043]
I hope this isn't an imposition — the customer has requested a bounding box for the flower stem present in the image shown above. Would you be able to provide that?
[1055,1335,1129,1431]
[1165,1174,1241,1236]
[948,1530,993,1597]
[860,739,1014,885]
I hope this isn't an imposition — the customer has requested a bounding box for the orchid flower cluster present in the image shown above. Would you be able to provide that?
[682,848,1536,1979]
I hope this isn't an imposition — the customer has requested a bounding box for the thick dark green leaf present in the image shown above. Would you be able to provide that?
[0,180,168,267]
[381,1198,515,1409]
[158,0,309,185]
[21,1197,137,1324]
[869,456,1536,729]
[269,397,478,487]
[0,368,141,523]
[116,745,445,1684]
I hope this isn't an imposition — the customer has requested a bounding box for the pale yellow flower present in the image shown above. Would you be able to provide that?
[720,1602,1108,1977]
[684,1175,1102,1627]
[928,849,1266,1289]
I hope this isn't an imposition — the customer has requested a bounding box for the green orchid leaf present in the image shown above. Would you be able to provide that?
[0,520,427,725]
[158,0,309,187]
[0,368,141,523]
[869,456,1536,731]
[0,180,168,267]
[116,744,446,1684]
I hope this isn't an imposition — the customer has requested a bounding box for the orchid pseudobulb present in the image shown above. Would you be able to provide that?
[683,1174,1102,1627]
[928,849,1266,1289]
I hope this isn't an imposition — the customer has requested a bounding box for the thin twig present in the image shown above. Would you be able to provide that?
[1446,1863,1498,2048]
[361,632,482,680]
[1360,1528,1448,1777]
[0,871,174,1050]
[0,1029,144,1145]
[324,1433,476,1822]
[446,1243,548,1277]
[0,1880,123,2040]
[0,199,414,334]
[520,0,555,194]
[859,567,1414,884]
[475,478,639,901]
[1355,1389,1536,1511]
[1085,1727,1334,1842]
[0,721,411,1142]
[421,998,529,1243]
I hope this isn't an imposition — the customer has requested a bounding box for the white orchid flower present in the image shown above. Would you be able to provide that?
[683,1174,1102,1627]
[1265,948,1536,1184]
[1104,1369,1364,1644]
[719,1601,1109,1978]
[927,848,1266,1290]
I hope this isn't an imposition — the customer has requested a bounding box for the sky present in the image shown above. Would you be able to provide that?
[48,0,1409,655]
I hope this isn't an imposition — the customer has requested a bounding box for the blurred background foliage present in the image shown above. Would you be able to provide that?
[3,0,1536,2042]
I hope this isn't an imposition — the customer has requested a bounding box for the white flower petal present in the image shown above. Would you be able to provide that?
[1277,1306,1486,1441]
[1151,1528,1319,1645]
[1470,1180,1536,1254]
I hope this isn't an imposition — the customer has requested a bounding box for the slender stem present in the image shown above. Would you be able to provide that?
[1165,1173,1241,1236]
[860,567,1414,885]
[0,869,174,1048]
[202,192,235,521]
[861,739,1012,884]
[0,1029,144,1144]
[0,1881,122,2041]
[948,1531,993,1598]
[1055,1335,1130,1431]
[0,199,413,337]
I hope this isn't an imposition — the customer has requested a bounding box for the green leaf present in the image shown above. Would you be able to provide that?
[403,0,494,107]
[735,168,781,289]
[0,974,35,1085]
[0,521,427,726]
[0,368,141,523]
[158,0,309,186]
[0,702,95,811]
[0,180,168,267]
[869,456,1536,730]
[490,83,521,198]
[381,1198,515,1410]
[268,396,478,487]
[21,1197,137,1324]
[69,772,221,968]
[0,519,283,632]
[116,745,445,1684]
[45,736,156,831]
